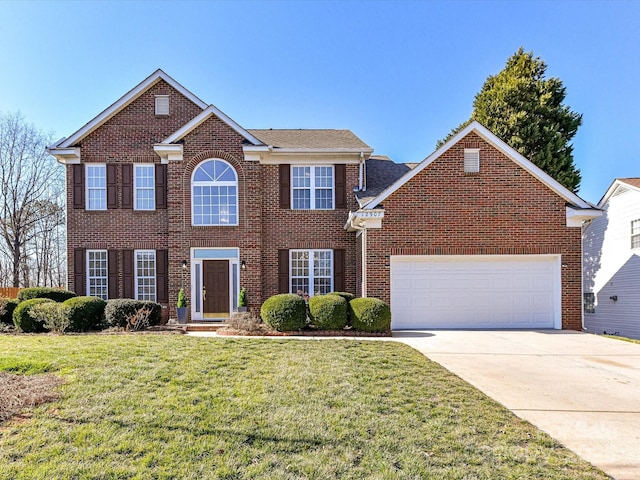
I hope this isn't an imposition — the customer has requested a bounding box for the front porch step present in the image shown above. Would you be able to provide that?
[185,322,228,332]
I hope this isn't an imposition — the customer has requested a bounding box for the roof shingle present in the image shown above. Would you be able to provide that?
[247,129,371,150]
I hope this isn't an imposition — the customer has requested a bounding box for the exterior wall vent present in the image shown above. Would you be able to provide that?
[464,148,480,173]
[155,95,169,116]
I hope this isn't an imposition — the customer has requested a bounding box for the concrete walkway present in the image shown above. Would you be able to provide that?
[393,330,640,480]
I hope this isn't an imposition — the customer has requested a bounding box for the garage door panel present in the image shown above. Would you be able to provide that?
[391,255,560,330]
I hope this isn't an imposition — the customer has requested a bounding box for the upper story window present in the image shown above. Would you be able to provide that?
[135,164,155,210]
[155,95,169,115]
[632,219,640,249]
[87,250,108,300]
[292,166,334,210]
[192,159,238,226]
[86,164,106,210]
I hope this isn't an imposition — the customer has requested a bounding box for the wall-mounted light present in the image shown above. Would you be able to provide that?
[610,295,618,301]
[181,260,188,270]
[561,263,568,268]
[241,260,247,270]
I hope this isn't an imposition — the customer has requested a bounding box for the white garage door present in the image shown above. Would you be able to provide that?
[390,255,561,330]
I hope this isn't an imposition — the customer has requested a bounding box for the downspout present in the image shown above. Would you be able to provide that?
[358,151,365,192]
[349,216,367,298]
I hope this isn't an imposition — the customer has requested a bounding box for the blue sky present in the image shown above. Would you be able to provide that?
[0,0,638,204]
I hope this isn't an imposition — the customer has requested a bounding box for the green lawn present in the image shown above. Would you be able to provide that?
[0,335,607,479]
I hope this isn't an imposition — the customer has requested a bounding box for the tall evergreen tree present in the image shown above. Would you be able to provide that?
[438,48,582,191]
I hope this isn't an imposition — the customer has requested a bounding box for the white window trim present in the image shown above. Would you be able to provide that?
[87,249,108,300]
[134,249,156,302]
[289,249,333,296]
[632,219,640,250]
[291,165,335,210]
[134,164,156,211]
[464,148,480,173]
[155,95,170,116]
[191,159,239,227]
[86,164,107,210]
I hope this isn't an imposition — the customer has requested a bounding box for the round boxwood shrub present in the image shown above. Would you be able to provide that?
[13,298,55,333]
[328,292,356,323]
[64,296,107,332]
[260,294,307,331]
[105,299,162,329]
[349,297,391,333]
[0,298,19,325]
[308,295,348,330]
[18,287,77,303]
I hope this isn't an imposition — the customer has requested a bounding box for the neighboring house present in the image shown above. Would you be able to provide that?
[583,178,640,338]
[47,69,600,329]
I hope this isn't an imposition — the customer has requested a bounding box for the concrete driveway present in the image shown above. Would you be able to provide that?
[393,330,640,480]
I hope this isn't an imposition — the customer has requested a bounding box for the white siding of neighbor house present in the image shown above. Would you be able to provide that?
[583,187,640,338]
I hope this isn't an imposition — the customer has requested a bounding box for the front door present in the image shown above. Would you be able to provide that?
[203,260,230,319]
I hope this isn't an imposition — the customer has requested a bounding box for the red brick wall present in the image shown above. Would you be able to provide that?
[365,132,582,330]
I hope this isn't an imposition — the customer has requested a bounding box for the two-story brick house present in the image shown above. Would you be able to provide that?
[48,69,600,329]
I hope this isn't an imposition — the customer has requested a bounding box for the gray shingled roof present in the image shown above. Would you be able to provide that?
[247,129,371,150]
[356,156,415,206]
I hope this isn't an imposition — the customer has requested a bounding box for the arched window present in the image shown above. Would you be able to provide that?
[192,159,238,226]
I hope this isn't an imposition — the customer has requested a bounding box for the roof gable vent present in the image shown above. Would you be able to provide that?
[612,185,629,197]
[464,148,480,173]
[155,95,169,116]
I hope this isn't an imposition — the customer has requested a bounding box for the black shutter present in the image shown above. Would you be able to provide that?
[278,249,289,294]
[72,165,85,209]
[123,250,134,299]
[74,248,86,295]
[156,249,169,303]
[108,250,118,299]
[107,164,118,209]
[121,164,133,209]
[333,249,345,292]
[155,164,167,209]
[335,164,346,209]
[279,164,290,209]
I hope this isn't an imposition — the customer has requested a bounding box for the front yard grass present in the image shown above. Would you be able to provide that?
[0,335,607,479]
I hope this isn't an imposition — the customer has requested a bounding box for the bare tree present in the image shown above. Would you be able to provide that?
[0,112,64,287]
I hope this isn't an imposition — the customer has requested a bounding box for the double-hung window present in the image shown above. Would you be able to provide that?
[292,166,334,210]
[290,249,333,296]
[87,250,108,299]
[135,165,155,210]
[632,219,640,249]
[86,164,106,210]
[192,159,238,226]
[135,250,156,301]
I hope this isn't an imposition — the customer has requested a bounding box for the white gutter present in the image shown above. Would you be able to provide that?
[358,151,365,191]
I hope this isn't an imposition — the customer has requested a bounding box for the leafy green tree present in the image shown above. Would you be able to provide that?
[438,48,582,191]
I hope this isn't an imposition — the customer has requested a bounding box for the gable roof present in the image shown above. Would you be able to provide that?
[160,105,263,146]
[49,69,208,149]
[247,129,371,150]
[356,156,413,206]
[598,178,640,207]
[362,120,593,210]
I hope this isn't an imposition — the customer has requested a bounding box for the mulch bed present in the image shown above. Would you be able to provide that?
[217,327,391,337]
[0,373,63,425]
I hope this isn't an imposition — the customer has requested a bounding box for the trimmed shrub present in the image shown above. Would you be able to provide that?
[29,302,71,334]
[328,292,356,323]
[64,296,107,332]
[349,297,391,333]
[308,295,348,330]
[0,298,19,325]
[105,299,162,329]
[18,287,77,303]
[13,298,55,333]
[260,294,307,331]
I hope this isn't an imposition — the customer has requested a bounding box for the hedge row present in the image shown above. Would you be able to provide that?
[260,292,391,333]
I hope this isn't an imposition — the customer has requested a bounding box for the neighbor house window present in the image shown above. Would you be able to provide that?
[632,219,640,249]
[192,159,238,226]
[292,166,334,210]
[155,95,169,115]
[135,250,156,301]
[584,293,595,314]
[86,164,106,210]
[134,164,155,210]
[290,249,333,296]
[87,250,108,300]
